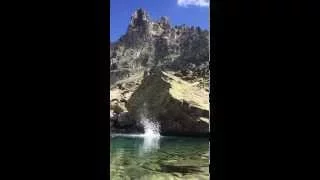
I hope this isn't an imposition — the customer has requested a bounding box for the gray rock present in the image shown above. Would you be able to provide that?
[110,120,114,127]
[110,112,118,122]
[117,112,134,127]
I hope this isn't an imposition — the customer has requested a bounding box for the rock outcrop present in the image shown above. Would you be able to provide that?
[126,70,209,136]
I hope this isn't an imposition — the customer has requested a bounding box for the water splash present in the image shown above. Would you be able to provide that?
[138,108,161,154]
[141,117,160,137]
[140,102,161,137]
[111,104,161,154]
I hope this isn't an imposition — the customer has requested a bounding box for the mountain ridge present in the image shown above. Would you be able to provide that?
[110,8,209,85]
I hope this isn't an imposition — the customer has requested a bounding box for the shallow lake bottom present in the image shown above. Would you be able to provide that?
[111,134,209,180]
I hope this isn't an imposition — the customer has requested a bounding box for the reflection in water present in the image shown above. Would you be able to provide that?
[139,135,160,155]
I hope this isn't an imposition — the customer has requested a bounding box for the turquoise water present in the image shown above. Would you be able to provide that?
[110,134,210,180]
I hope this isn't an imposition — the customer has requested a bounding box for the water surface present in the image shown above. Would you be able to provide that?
[111,134,209,180]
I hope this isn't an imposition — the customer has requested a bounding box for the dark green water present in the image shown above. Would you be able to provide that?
[111,134,209,180]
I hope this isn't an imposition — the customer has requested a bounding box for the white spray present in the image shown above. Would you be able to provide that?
[138,103,161,155]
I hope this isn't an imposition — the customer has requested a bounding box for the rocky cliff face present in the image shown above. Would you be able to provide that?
[110,8,209,85]
[110,9,210,136]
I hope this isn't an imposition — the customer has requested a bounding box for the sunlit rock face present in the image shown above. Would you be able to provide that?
[110,8,209,86]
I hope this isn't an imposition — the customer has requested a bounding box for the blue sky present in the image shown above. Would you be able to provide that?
[110,0,209,42]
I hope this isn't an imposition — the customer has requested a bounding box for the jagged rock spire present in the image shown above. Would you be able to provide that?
[159,16,169,24]
[130,8,150,27]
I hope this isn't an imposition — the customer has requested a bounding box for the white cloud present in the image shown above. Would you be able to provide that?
[177,0,209,7]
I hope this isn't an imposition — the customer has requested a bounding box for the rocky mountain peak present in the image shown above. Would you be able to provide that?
[130,8,150,28]
[110,9,209,85]
[159,16,170,28]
